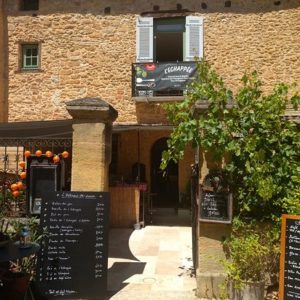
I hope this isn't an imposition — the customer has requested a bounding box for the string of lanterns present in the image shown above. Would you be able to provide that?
[10,150,69,198]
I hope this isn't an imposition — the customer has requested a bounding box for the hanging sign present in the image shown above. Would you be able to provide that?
[133,62,197,96]
[199,171,232,224]
[199,188,232,224]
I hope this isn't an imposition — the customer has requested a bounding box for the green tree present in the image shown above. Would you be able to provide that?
[162,60,300,221]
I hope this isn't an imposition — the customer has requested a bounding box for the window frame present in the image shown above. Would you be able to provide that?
[153,17,186,62]
[136,16,204,63]
[19,0,39,11]
[19,43,41,71]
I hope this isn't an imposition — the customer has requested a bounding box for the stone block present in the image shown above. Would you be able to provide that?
[196,272,226,300]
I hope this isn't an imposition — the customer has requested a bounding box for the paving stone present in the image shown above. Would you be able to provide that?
[107,225,197,299]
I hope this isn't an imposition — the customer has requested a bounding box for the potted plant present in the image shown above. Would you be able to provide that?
[0,217,43,300]
[221,218,279,300]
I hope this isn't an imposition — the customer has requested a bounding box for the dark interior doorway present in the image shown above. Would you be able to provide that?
[151,138,178,208]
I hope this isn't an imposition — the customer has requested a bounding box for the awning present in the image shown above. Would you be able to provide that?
[0,119,173,139]
[0,119,73,138]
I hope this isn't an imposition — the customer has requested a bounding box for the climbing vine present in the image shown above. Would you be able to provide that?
[161,60,300,221]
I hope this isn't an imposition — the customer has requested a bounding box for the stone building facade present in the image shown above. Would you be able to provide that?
[0,0,300,298]
[1,0,299,123]
[1,0,299,188]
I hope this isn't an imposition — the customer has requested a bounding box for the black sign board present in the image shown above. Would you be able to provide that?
[199,189,232,224]
[26,156,64,215]
[132,62,197,96]
[37,191,109,299]
[279,214,300,300]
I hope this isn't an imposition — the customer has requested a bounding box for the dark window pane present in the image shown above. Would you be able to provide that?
[31,48,38,56]
[25,57,31,66]
[31,57,38,66]
[26,48,32,56]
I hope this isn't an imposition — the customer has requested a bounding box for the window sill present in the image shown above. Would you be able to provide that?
[133,96,184,103]
[15,68,44,74]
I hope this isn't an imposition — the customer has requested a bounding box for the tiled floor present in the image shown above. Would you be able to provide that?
[106,211,198,300]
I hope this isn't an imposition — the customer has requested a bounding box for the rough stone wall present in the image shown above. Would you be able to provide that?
[0,0,7,122]
[4,0,300,122]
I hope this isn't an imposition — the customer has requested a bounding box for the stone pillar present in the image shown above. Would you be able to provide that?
[196,223,231,299]
[66,98,118,192]
[196,150,231,299]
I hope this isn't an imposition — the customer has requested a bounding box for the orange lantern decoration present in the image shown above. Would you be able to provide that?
[16,181,24,190]
[10,183,18,191]
[12,190,20,198]
[35,150,42,157]
[53,156,60,164]
[19,161,26,168]
[24,150,31,158]
[61,151,69,159]
[45,150,53,158]
[20,172,26,180]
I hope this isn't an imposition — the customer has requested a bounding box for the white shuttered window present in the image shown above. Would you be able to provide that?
[136,17,154,62]
[136,16,203,62]
[185,16,204,61]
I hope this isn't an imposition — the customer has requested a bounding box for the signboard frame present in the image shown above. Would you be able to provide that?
[36,191,109,300]
[199,187,233,224]
[279,214,300,300]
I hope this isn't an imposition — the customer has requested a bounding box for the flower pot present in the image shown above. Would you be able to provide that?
[229,281,265,300]
[1,271,30,300]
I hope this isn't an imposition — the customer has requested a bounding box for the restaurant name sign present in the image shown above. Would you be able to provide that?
[132,62,197,97]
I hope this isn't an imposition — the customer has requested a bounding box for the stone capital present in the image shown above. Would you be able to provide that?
[66,97,118,123]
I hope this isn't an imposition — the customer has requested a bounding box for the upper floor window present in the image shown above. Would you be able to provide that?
[136,16,203,63]
[21,44,40,70]
[20,0,39,11]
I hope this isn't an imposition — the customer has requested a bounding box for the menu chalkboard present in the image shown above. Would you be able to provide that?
[36,191,109,300]
[279,214,300,300]
[199,189,232,224]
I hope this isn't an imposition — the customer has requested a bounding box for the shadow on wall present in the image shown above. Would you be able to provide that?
[5,0,300,17]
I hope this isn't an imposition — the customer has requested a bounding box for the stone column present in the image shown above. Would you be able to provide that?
[66,98,118,192]
[196,151,231,299]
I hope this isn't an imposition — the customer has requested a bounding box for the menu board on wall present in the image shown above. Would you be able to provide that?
[36,191,109,300]
[199,189,232,224]
[279,214,300,300]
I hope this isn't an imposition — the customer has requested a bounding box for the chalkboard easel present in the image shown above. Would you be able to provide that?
[37,191,109,300]
[279,214,300,300]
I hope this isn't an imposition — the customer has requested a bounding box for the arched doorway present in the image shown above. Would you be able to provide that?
[151,137,178,208]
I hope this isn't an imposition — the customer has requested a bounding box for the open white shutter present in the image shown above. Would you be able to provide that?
[136,17,153,62]
[185,16,204,61]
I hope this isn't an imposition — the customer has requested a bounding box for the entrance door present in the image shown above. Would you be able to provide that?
[151,138,178,208]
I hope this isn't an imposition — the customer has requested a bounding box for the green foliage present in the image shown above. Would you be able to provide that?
[162,60,300,292]
[8,217,45,277]
[222,218,280,286]
[9,217,44,243]
[162,59,300,221]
